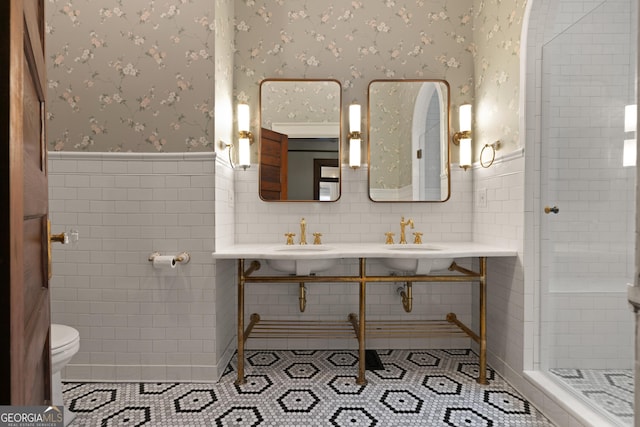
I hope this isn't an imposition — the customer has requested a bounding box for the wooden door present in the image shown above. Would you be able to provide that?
[0,0,52,405]
[259,128,288,200]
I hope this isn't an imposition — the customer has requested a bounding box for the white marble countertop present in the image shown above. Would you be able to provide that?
[212,242,517,260]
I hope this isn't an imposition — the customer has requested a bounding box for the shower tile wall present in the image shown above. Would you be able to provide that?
[48,152,232,382]
[542,0,634,287]
[539,0,636,370]
[544,293,633,369]
[520,0,636,423]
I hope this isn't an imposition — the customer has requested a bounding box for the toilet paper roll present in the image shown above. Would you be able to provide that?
[152,255,177,269]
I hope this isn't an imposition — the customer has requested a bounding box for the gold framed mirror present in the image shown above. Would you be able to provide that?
[368,79,450,202]
[259,79,342,202]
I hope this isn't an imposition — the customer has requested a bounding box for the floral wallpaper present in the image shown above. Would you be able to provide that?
[260,80,341,129]
[369,82,419,189]
[45,0,529,159]
[214,0,236,158]
[46,0,216,152]
[234,0,476,166]
[472,0,528,157]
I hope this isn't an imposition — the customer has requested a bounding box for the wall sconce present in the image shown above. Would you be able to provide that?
[236,103,254,169]
[222,104,254,170]
[452,104,472,170]
[624,104,637,167]
[348,104,361,169]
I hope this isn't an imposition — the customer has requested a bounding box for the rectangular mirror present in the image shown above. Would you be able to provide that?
[368,80,450,202]
[259,79,342,202]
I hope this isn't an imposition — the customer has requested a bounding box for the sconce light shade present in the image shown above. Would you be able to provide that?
[625,104,637,133]
[459,138,472,170]
[452,104,472,170]
[238,137,251,168]
[349,138,361,169]
[623,139,636,167]
[459,104,472,133]
[349,104,361,133]
[233,103,254,170]
[348,104,362,168]
[238,103,250,132]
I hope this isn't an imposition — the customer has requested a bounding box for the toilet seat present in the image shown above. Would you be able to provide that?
[50,324,80,427]
[51,324,80,356]
[51,324,80,376]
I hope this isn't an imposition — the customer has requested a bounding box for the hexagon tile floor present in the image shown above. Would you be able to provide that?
[550,368,633,426]
[62,349,556,426]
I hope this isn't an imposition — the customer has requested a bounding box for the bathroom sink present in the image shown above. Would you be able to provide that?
[381,245,453,274]
[266,245,338,275]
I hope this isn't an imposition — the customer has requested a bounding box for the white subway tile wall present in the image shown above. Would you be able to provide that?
[49,152,226,383]
[234,166,473,245]
[50,152,481,383]
[473,156,527,377]
[543,292,633,369]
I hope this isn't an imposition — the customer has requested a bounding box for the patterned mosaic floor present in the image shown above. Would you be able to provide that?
[550,368,634,426]
[63,349,555,426]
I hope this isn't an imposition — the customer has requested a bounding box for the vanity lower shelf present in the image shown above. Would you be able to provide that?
[243,313,359,340]
[366,313,474,340]
[243,312,475,347]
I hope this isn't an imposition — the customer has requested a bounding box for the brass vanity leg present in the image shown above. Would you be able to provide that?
[236,259,246,385]
[477,257,488,385]
[357,258,367,385]
[236,260,261,385]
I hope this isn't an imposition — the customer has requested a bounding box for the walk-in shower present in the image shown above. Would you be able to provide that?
[538,0,636,424]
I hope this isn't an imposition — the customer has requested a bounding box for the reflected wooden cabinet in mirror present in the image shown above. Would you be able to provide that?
[259,79,342,202]
[368,80,450,202]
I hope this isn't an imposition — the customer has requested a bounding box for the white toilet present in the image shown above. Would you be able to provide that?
[51,324,80,426]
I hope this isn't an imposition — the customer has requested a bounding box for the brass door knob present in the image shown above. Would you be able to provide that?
[50,231,69,244]
[544,206,559,214]
[47,222,79,279]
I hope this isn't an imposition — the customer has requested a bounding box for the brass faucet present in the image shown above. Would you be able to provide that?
[299,217,307,245]
[399,216,414,244]
[313,232,322,245]
[285,232,295,245]
[385,232,395,244]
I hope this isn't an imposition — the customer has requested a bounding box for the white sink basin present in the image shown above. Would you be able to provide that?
[380,245,453,274]
[265,245,338,275]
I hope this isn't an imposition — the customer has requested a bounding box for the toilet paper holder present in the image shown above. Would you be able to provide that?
[148,251,191,264]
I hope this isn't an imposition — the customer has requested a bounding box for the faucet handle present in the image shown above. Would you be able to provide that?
[285,232,295,245]
[413,232,423,244]
[385,232,395,245]
[313,232,322,245]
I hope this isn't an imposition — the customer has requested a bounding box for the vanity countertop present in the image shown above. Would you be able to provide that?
[212,242,517,260]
